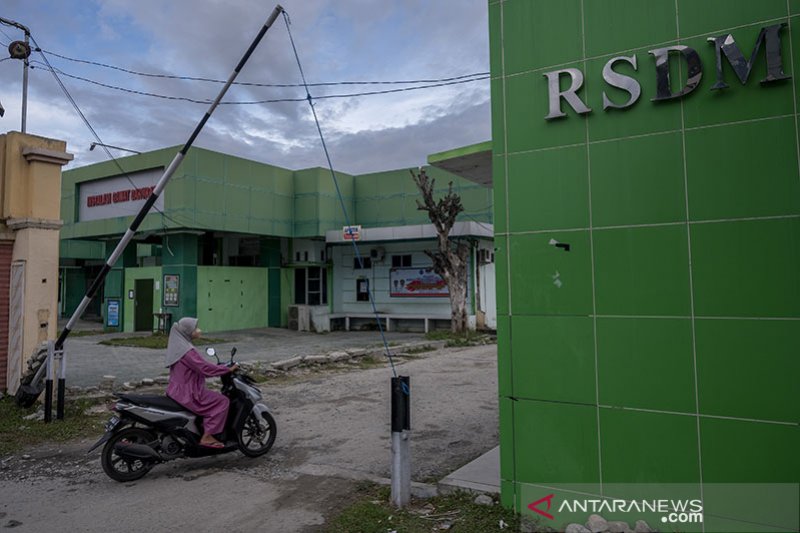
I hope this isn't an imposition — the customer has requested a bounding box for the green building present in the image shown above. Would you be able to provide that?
[59,146,495,334]
[432,1,800,530]
[479,0,799,530]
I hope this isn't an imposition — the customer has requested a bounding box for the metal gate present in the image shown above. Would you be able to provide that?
[7,261,25,393]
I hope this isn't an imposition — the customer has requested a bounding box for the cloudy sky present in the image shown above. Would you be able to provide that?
[0,1,490,175]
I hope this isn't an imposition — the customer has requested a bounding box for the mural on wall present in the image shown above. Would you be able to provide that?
[390,267,448,297]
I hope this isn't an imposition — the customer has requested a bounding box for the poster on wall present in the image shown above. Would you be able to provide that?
[107,299,120,327]
[163,274,180,307]
[390,267,449,297]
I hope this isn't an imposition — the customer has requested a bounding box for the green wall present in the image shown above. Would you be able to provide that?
[197,266,268,332]
[62,149,491,244]
[354,165,492,227]
[492,0,800,527]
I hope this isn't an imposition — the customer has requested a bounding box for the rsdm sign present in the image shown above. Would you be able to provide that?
[544,23,790,120]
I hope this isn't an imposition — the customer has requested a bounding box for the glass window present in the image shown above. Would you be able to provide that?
[392,254,412,267]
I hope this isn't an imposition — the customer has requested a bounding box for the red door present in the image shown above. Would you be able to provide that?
[0,241,12,390]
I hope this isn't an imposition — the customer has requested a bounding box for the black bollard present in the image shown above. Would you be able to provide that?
[391,376,410,507]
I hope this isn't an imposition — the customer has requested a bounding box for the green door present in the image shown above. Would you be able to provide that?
[134,279,154,332]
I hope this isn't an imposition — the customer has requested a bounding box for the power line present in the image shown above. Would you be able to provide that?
[29,37,192,237]
[29,60,489,105]
[0,25,14,42]
[40,47,489,88]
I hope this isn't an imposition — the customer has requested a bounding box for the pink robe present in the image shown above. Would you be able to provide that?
[167,348,231,435]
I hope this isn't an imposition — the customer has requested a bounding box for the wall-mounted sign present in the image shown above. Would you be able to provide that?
[390,267,449,298]
[544,23,789,120]
[343,225,361,241]
[107,299,120,327]
[78,168,165,222]
[163,274,180,307]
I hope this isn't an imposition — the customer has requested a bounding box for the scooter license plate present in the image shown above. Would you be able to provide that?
[105,416,120,432]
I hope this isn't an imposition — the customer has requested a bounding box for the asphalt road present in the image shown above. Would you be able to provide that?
[0,343,499,532]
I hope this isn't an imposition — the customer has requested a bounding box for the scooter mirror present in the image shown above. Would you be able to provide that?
[206,347,216,357]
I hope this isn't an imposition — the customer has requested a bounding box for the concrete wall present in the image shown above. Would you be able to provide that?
[0,132,72,392]
[330,240,471,316]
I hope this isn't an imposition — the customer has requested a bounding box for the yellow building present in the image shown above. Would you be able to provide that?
[0,131,72,393]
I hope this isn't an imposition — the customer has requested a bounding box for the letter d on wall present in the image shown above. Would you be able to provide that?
[649,45,703,101]
[544,68,592,120]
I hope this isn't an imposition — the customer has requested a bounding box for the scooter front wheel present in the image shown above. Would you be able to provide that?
[238,410,276,458]
[101,427,156,482]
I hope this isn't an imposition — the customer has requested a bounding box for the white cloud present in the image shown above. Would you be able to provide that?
[1,0,490,174]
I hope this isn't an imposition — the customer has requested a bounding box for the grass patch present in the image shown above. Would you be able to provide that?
[0,396,107,456]
[424,330,494,347]
[66,330,106,337]
[405,345,436,355]
[99,333,227,349]
[325,484,520,533]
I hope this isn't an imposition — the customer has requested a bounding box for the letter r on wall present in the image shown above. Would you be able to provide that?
[544,68,592,120]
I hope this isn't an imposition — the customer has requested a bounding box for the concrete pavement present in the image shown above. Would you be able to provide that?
[57,324,425,387]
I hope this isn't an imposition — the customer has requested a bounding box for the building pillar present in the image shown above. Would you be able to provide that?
[0,132,72,393]
[259,237,282,327]
[103,242,136,332]
[162,233,198,324]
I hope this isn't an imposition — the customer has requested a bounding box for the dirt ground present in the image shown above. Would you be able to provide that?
[0,344,498,532]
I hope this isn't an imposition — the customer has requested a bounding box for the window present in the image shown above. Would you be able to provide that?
[392,254,412,268]
[295,267,327,305]
[353,257,372,269]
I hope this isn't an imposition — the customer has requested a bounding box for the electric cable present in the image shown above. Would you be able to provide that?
[29,35,193,245]
[40,47,489,88]
[28,60,489,105]
[281,10,399,378]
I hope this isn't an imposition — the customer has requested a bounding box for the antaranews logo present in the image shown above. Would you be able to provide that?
[528,493,703,525]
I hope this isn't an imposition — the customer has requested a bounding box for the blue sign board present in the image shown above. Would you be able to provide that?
[107,299,120,328]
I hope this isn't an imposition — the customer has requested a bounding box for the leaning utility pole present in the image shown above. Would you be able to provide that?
[16,4,286,408]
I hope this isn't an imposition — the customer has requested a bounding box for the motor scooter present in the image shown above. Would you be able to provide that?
[88,347,276,482]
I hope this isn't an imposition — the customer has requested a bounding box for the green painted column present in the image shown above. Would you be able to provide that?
[162,234,198,325]
[103,242,137,332]
[260,238,282,327]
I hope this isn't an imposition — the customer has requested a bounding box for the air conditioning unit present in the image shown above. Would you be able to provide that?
[287,305,310,331]
[370,247,385,262]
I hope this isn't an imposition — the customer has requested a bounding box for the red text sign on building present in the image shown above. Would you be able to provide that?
[86,186,155,208]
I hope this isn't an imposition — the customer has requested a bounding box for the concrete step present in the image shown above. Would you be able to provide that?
[438,445,500,496]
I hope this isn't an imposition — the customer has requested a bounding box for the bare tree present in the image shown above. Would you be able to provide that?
[411,168,469,333]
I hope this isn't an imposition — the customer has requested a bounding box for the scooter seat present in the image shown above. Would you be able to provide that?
[117,393,186,412]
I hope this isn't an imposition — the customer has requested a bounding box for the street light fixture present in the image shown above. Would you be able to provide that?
[0,17,31,133]
[89,142,141,155]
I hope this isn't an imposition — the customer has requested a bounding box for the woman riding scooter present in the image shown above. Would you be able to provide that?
[165,317,238,448]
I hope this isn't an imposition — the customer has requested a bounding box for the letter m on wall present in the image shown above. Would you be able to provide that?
[708,23,791,89]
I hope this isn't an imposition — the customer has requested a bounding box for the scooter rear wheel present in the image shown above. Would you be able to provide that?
[238,411,276,458]
[101,427,156,482]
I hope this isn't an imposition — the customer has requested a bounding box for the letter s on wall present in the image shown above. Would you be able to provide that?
[602,55,641,110]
